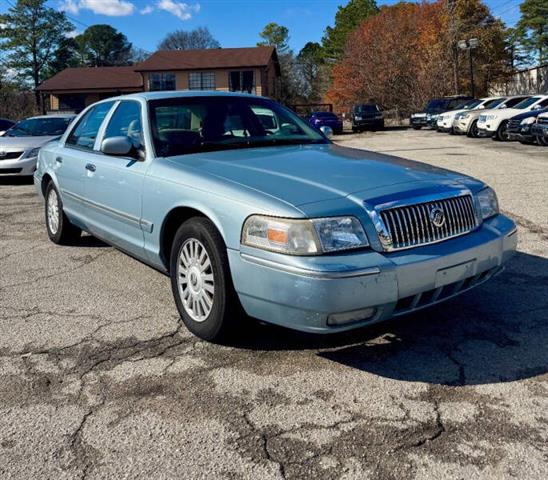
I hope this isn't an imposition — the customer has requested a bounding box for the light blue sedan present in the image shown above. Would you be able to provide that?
[34,92,517,342]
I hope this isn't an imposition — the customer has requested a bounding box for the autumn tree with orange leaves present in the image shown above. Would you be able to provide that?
[327,0,509,115]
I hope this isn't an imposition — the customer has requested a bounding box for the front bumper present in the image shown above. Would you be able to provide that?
[410,117,428,127]
[228,214,517,333]
[0,155,37,176]
[477,126,494,138]
[453,118,472,134]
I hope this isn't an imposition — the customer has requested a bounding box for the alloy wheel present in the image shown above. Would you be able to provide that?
[47,189,60,235]
[177,238,215,322]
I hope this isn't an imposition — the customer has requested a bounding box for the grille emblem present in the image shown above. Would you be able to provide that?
[429,207,446,228]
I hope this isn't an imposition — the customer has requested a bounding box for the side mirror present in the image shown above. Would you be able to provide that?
[532,104,542,110]
[319,126,333,139]
[101,136,142,159]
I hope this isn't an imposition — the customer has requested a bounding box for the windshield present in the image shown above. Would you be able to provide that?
[513,97,541,110]
[354,104,378,113]
[462,99,481,109]
[149,96,328,157]
[425,99,446,111]
[483,98,505,109]
[314,112,338,119]
[6,117,72,137]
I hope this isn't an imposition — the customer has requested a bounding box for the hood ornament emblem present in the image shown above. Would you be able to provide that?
[429,206,446,228]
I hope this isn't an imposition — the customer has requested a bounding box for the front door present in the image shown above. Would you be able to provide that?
[83,100,149,256]
[56,101,115,227]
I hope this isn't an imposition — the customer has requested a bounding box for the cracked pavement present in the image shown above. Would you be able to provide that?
[0,130,547,479]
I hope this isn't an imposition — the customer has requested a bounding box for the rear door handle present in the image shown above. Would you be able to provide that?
[55,156,63,163]
[85,163,96,172]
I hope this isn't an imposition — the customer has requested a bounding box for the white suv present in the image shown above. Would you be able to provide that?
[453,96,525,137]
[477,95,548,141]
[437,97,497,133]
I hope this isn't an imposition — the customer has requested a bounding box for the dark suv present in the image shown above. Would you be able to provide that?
[351,104,384,132]
[410,96,473,129]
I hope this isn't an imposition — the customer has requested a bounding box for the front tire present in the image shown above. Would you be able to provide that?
[45,182,81,245]
[170,217,240,342]
[467,120,479,138]
[494,121,509,141]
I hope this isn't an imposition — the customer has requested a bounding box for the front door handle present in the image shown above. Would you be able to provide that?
[85,163,96,172]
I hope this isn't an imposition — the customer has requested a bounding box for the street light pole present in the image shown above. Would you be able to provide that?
[458,38,479,97]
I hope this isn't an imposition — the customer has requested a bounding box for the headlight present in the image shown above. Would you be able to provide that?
[486,114,497,120]
[520,117,535,125]
[461,113,471,119]
[476,187,499,220]
[241,215,369,255]
[23,147,41,158]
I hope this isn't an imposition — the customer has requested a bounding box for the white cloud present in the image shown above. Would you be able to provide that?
[60,0,136,16]
[157,1,200,21]
[140,5,154,15]
[60,0,80,15]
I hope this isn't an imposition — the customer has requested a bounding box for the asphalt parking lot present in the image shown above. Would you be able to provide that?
[1,129,546,479]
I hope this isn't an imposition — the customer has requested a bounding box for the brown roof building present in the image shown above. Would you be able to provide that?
[38,47,280,113]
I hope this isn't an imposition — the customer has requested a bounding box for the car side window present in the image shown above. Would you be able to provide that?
[66,102,115,150]
[104,101,143,146]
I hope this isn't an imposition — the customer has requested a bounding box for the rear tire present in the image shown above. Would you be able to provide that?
[45,182,81,245]
[169,217,241,343]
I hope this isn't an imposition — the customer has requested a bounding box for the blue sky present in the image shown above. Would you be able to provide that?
[0,0,525,54]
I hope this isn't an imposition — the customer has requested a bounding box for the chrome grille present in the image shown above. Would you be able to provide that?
[538,116,548,125]
[0,151,23,161]
[379,195,478,251]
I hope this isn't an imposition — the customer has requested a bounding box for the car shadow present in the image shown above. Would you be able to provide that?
[0,176,34,186]
[234,251,548,386]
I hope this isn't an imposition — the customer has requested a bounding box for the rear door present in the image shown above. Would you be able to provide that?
[83,99,150,256]
[55,101,115,224]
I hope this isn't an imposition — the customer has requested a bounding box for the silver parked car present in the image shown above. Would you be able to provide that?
[0,115,75,176]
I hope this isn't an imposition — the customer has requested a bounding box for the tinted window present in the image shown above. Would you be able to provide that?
[462,99,481,109]
[354,104,378,113]
[483,98,505,109]
[315,112,338,118]
[0,119,14,131]
[149,96,326,157]
[501,97,529,108]
[6,117,73,137]
[513,97,541,109]
[104,101,143,145]
[448,99,470,109]
[536,98,548,108]
[66,102,114,150]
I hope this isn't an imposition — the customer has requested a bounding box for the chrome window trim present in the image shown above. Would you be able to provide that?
[240,253,381,279]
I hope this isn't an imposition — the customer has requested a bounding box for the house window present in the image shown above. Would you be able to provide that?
[229,70,255,94]
[188,72,215,90]
[149,73,176,91]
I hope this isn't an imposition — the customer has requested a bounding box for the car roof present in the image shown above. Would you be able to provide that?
[23,114,75,120]
[109,90,266,102]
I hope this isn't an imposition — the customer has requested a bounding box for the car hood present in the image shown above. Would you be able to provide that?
[169,144,476,207]
[511,107,548,120]
[0,135,59,150]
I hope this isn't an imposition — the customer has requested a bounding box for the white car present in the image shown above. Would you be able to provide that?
[477,95,548,141]
[453,96,527,138]
[0,115,75,176]
[437,98,497,133]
